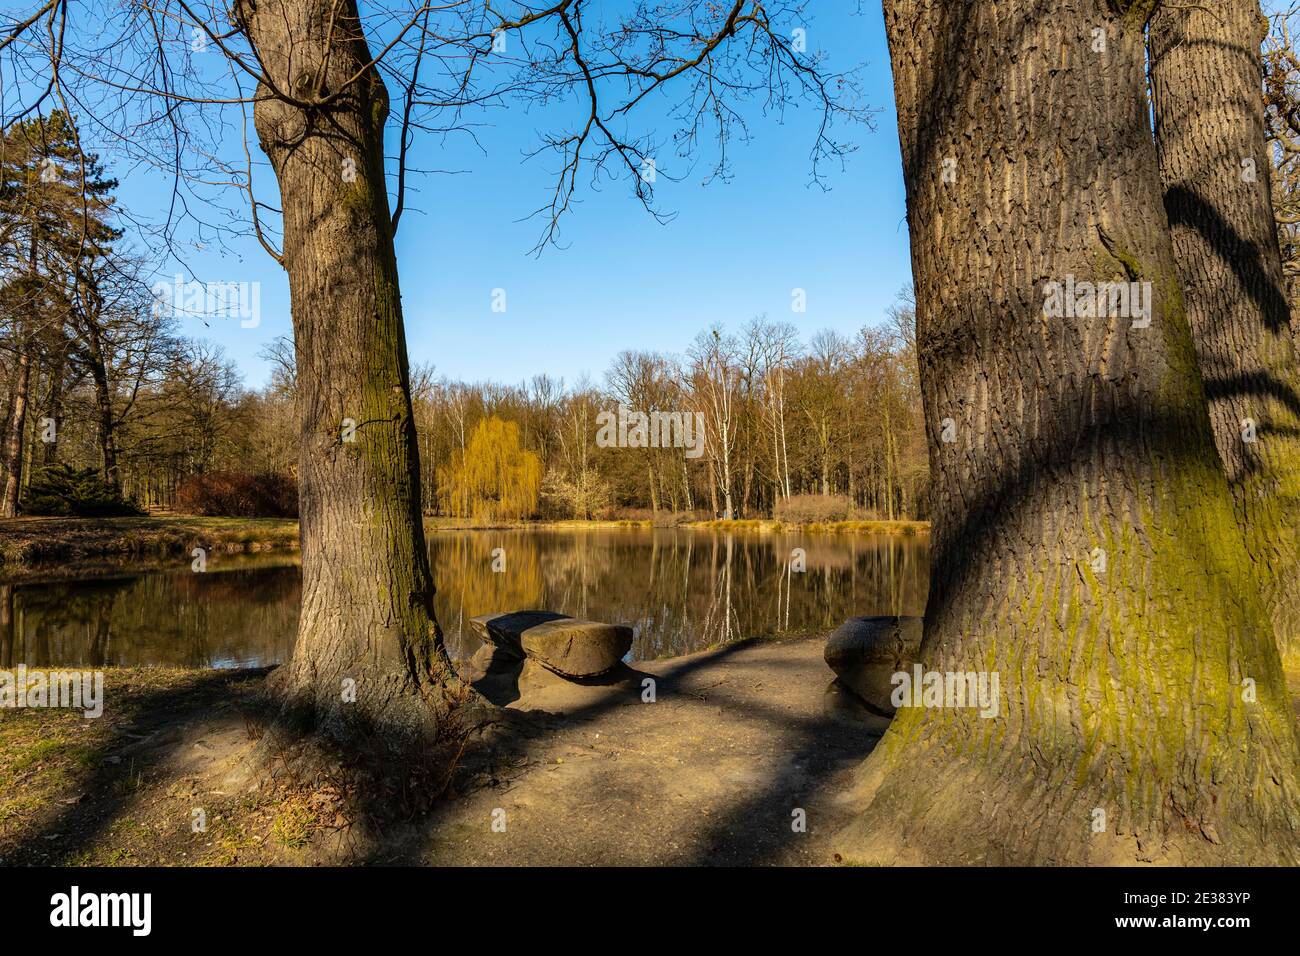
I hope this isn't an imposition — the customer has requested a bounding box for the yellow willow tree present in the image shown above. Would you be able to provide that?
[438,417,541,521]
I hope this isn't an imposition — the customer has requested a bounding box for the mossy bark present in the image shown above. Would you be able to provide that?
[1150,0,1300,662]
[834,0,1300,865]
[236,0,468,745]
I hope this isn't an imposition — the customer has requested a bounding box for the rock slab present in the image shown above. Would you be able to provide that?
[471,611,633,678]
[823,615,923,716]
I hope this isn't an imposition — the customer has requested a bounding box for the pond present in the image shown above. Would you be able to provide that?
[0,527,929,669]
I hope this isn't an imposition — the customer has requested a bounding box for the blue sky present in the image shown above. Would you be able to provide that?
[112,3,911,390]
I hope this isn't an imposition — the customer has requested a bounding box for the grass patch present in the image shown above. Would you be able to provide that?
[270,798,317,849]
[0,667,276,865]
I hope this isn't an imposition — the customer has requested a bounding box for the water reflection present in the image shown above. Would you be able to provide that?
[430,528,929,661]
[0,529,928,669]
[0,558,301,669]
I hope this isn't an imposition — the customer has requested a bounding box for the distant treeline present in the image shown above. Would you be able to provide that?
[0,112,926,521]
[0,111,288,516]
[404,309,928,522]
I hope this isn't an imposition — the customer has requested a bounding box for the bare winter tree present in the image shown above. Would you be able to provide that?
[1263,2,1300,305]
[2,0,865,758]
[689,326,742,520]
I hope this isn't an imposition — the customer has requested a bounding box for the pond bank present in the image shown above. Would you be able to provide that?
[1,515,928,570]
[5,648,1299,866]
[0,517,298,571]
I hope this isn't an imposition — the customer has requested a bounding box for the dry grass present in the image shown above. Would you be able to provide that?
[0,667,345,866]
[0,516,299,569]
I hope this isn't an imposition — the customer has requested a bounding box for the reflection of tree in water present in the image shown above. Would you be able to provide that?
[3,564,300,668]
[429,531,545,659]
[627,532,928,659]
[430,528,929,662]
[0,583,15,668]
[9,533,928,668]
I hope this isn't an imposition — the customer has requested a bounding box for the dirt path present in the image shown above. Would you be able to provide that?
[406,634,881,866]
[7,647,1300,866]
[1,633,881,866]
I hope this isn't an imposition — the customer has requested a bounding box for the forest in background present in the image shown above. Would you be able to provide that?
[2,4,1298,526]
[0,114,929,523]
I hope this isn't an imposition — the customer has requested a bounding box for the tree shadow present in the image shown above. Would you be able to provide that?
[1163,185,1292,335]
[2,667,272,865]
[352,637,882,866]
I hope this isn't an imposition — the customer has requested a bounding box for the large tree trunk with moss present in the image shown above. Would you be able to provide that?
[834,0,1300,865]
[1150,0,1300,662]
[236,0,467,746]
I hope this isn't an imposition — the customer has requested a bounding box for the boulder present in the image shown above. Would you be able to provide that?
[462,642,523,681]
[463,644,526,706]
[470,611,633,678]
[470,611,556,658]
[822,679,892,734]
[824,615,923,715]
[516,657,581,693]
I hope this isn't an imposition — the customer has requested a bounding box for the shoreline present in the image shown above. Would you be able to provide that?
[0,517,300,572]
[4,643,1297,866]
[1,515,929,571]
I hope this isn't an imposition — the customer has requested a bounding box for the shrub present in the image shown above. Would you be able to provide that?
[176,471,298,518]
[21,464,144,517]
[773,493,853,525]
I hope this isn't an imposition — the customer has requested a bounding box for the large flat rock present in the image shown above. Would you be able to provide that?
[823,615,923,715]
[470,611,566,658]
[470,611,633,678]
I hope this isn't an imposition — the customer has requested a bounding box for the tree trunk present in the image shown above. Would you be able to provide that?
[706,457,718,516]
[835,0,1300,865]
[778,382,792,500]
[41,346,65,466]
[1150,0,1300,662]
[2,346,31,517]
[0,583,13,668]
[87,344,119,492]
[237,0,466,744]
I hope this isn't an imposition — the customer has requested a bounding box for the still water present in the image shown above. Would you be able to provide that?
[0,528,928,669]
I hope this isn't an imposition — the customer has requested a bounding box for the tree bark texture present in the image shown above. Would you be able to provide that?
[237,0,465,744]
[1150,0,1300,661]
[834,0,1300,865]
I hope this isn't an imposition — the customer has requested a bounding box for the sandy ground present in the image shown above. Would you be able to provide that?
[409,635,881,865]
